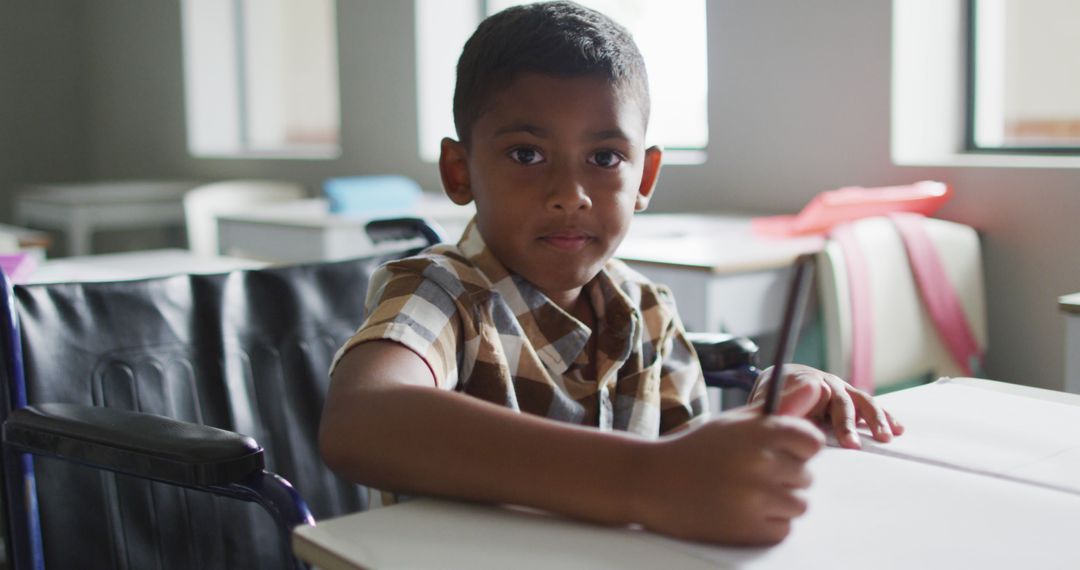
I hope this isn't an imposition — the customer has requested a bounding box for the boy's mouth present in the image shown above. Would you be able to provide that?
[539,230,593,251]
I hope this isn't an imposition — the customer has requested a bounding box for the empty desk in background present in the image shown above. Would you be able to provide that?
[617,214,824,337]
[23,249,266,284]
[218,209,822,337]
[216,194,475,263]
[1062,292,1080,393]
[15,180,197,256]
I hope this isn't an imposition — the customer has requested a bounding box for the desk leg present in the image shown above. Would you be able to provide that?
[67,214,92,256]
[1066,316,1080,394]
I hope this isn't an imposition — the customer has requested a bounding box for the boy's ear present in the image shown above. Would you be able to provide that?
[634,145,663,212]
[440,137,474,205]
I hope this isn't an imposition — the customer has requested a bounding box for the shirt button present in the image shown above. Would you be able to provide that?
[599,387,612,427]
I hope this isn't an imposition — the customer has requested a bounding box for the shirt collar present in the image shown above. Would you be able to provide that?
[456,218,637,376]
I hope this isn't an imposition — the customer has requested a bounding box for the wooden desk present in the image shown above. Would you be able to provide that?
[617,214,824,337]
[24,249,266,284]
[1061,292,1080,394]
[216,195,475,263]
[292,378,1080,569]
[15,180,197,256]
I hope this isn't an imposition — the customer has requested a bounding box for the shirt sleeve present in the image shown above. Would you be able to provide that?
[656,289,709,435]
[329,260,463,390]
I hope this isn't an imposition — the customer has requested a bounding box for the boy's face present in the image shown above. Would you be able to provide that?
[440,73,661,308]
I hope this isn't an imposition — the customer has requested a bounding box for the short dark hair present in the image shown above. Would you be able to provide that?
[452,1,650,145]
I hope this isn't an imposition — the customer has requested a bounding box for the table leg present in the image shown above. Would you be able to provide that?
[67,215,92,257]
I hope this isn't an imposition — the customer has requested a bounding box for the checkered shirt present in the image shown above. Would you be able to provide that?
[332,220,707,437]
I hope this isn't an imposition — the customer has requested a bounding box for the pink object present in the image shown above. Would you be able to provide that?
[829,224,876,393]
[0,253,38,284]
[890,213,983,375]
[753,181,952,237]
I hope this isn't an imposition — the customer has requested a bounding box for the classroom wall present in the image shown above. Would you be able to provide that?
[78,0,438,194]
[0,1,93,218]
[2,0,1078,391]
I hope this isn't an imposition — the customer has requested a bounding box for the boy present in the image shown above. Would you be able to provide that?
[320,1,902,545]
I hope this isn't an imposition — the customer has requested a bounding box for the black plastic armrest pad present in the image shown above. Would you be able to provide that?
[686,332,760,372]
[3,403,264,487]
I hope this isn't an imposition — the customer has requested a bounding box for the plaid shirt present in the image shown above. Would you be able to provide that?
[333,220,707,437]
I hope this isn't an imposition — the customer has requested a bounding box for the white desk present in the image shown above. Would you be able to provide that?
[216,194,475,263]
[15,180,197,256]
[1061,292,1080,393]
[617,214,824,337]
[292,378,1080,569]
[222,209,821,337]
[24,249,266,284]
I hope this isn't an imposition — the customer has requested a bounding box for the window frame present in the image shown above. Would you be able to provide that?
[181,0,343,160]
[415,0,710,165]
[964,0,1080,155]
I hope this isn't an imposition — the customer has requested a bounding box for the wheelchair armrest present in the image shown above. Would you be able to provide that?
[365,216,445,247]
[3,403,264,487]
[687,332,759,372]
[687,332,761,393]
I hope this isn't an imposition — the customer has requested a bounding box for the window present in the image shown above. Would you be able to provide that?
[181,0,341,158]
[968,0,1080,152]
[415,0,708,163]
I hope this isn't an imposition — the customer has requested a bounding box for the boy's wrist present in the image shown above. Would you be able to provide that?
[620,435,664,528]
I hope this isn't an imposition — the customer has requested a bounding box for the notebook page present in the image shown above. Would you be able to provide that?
[654,448,1080,569]
[859,378,1080,494]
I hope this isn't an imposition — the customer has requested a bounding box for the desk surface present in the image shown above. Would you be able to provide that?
[617,214,824,274]
[1060,292,1080,314]
[215,208,816,336]
[292,378,1080,570]
[215,194,475,262]
[218,206,822,275]
[24,249,266,284]
[18,180,196,205]
[15,180,199,257]
[215,194,473,229]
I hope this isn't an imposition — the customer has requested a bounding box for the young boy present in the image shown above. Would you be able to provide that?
[320,1,902,546]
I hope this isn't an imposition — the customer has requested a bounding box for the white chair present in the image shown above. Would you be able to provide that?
[183,180,307,257]
[817,215,988,392]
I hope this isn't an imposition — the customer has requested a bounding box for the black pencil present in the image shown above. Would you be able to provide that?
[764,253,816,415]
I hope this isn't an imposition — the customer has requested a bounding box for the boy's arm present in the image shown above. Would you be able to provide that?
[320,340,825,545]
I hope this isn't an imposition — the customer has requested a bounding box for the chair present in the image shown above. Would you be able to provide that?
[184,180,307,257]
[817,215,988,393]
[0,218,444,569]
[0,217,756,569]
[689,332,760,410]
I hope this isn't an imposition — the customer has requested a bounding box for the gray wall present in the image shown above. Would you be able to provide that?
[2,0,1078,390]
[0,1,92,218]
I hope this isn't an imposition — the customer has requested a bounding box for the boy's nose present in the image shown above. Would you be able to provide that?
[545,172,592,212]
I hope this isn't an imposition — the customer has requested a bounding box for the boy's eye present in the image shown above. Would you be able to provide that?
[508,147,544,165]
[588,150,623,168]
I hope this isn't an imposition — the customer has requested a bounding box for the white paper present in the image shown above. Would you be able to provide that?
[860,378,1080,494]
[656,448,1080,569]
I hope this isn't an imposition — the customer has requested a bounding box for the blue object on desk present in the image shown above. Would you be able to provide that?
[324,175,422,215]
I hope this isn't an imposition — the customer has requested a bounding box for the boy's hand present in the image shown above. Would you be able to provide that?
[749,364,905,449]
[632,381,825,545]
